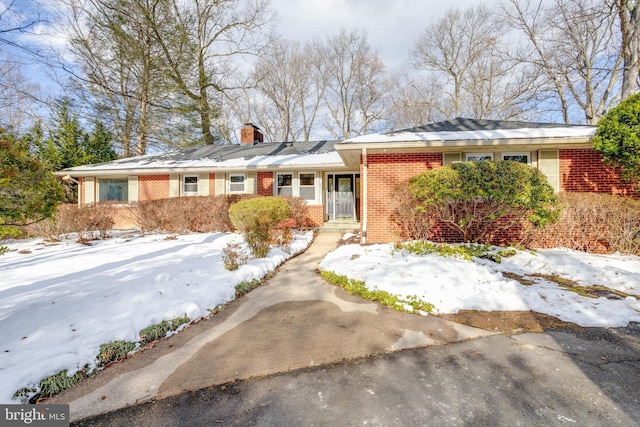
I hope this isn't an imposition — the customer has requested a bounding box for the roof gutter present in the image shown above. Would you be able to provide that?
[54,163,348,177]
[337,136,593,151]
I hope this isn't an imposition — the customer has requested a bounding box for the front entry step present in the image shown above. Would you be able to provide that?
[321,220,360,232]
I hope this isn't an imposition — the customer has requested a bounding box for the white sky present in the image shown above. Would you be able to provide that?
[270,0,488,72]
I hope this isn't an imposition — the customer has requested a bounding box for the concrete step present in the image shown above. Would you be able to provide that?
[320,220,360,232]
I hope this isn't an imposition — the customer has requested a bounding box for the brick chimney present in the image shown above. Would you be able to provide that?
[240,123,263,145]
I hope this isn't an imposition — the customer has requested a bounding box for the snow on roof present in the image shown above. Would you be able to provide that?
[65,152,343,172]
[63,141,344,172]
[343,118,596,144]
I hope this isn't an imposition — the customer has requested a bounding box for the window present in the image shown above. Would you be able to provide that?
[299,172,316,201]
[466,153,494,161]
[502,153,530,164]
[229,174,245,193]
[277,173,293,196]
[183,176,198,195]
[98,179,128,202]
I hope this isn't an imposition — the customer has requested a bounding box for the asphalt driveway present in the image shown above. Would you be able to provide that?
[74,324,640,426]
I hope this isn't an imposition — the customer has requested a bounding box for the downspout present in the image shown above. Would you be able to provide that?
[361,147,368,244]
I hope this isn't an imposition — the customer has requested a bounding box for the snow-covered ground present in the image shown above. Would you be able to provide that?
[1,231,640,404]
[320,242,640,328]
[0,231,313,404]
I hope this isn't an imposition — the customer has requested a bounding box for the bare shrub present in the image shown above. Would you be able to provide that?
[527,192,640,254]
[25,203,115,240]
[390,182,433,241]
[72,203,116,240]
[133,195,254,234]
[280,196,312,228]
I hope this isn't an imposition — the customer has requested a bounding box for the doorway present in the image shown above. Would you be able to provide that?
[326,173,360,221]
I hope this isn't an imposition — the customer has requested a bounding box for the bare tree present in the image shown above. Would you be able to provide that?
[0,58,42,131]
[0,0,47,53]
[63,0,168,156]
[143,0,275,145]
[411,5,540,121]
[312,28,386,139]
[504,0,622,124]
[614,0,640,99]
[0,1,52,131]
[384,71,447,130]
[249,39,321,141]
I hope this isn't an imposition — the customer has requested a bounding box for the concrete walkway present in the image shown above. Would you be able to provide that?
[51,231,493,422]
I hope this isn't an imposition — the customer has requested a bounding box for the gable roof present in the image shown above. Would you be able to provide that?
[342,118,596,144]
[60,140,345,175]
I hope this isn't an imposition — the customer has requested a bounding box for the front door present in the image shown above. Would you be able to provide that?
[334,175,354,219]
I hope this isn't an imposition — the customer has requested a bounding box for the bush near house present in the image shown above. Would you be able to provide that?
[406,160,561,244]
[229,196,291,258]
[25,203,116,241]
[133,195,253,233]
[593,93,640,183]
[527,192,640,255]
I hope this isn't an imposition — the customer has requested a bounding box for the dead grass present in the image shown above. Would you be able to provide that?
[437,310,585,335]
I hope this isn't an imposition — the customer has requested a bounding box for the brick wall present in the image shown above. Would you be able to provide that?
[138,175,170,201]
[560,149,639,197]
[364,152,443,243]
[306,205,324,227]
[257,171,273,196]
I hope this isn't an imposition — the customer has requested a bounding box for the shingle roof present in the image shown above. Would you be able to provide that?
[342,117,596,144]
[61,140,343,172]
[395,117,583,134]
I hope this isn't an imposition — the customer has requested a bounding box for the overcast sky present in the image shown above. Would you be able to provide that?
[269,0,488,72]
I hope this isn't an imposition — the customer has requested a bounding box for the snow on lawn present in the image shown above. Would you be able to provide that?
[0,230,313,404]
[319,243,640,329]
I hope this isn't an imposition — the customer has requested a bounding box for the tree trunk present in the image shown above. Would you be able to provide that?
[618,0,640,100]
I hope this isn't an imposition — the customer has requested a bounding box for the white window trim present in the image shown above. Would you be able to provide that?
[501,152,531,165]
[465,153,494,161]
[183,175,199,196]
[228,173,246,194]
[276,172,294,197]
[298,171,317,202]
[97,177,129,204]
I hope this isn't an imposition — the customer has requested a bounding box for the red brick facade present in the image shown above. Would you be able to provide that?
[306,205,325,227]
[138,175,170,201]
[363,152,443,243]
[257,171,274,196]
[559,149,639,197]
[360,148,639,244]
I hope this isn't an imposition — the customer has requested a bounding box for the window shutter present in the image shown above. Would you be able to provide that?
[128,176,138,203]
[246,172,257,194]
[169,174,179,197]
[198,173,209,196]
[538,150,560,192]
[443,152,462,165]
[215,173,225,195]
[85,177,95,204]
